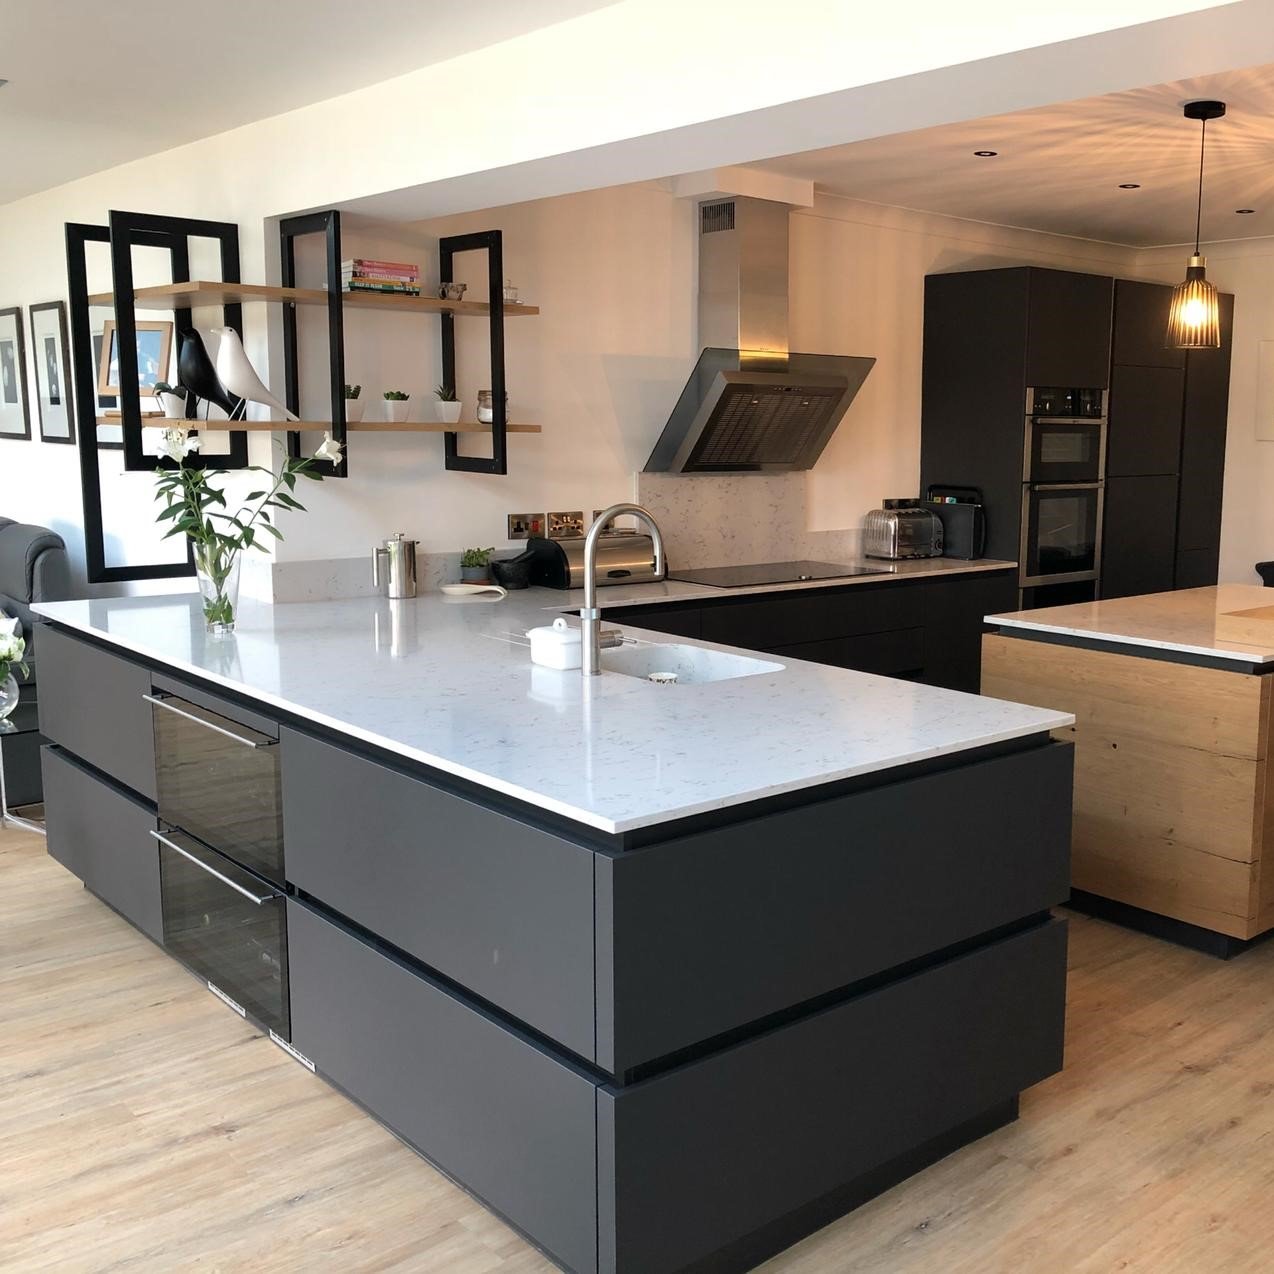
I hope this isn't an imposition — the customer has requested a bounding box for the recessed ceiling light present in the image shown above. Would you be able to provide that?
[973,150,998,157]
[1118,183,1141,189]
[1237,208,1256,214]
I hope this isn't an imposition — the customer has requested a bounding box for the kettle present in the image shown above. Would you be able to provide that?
[372,533,420,599]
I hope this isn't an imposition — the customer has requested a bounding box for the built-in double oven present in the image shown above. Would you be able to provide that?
[146,682,290,1039]
[1020,386,1106,590]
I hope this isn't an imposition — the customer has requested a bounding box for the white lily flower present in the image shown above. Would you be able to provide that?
[313,433,344,468]
[159,428,201,463]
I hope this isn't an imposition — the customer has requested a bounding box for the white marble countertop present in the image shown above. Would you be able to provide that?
[577,556,1016,609]
[35,585,1068,834]
[988,585,1274,665]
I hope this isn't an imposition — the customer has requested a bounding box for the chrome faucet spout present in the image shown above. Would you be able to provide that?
[581,504,666,676]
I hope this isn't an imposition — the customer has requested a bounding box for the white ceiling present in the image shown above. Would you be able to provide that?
[749,64,1274,247]
[0,0,610,205]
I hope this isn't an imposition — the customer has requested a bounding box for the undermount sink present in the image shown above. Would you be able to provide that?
[601,642,784,685]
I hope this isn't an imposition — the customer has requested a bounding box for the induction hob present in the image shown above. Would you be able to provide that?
[667,561,892,589]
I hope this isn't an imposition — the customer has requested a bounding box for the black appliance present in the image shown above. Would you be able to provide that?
[668,561,890,589]
[147,688,290,1037]
[1020,482,1104,587]
[924,486,987,561]
[1023,386,1106,485]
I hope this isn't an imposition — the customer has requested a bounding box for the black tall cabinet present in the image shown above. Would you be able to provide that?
[1102,279,1233,598]
[921,266,1232,605]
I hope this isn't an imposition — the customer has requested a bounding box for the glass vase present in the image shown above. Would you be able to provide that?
[195,547,241,637]
[0,671,18,723]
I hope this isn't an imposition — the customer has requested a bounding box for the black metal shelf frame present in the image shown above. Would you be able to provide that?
[65,210,251,584]
[279,209,347,479]
[440,229,509,475]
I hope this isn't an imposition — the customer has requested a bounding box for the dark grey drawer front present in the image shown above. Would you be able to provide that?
[37,627,156,799]
[281,728,597,1060]
[597,741,1072,1074]
[42,745,162,943]
[598,918,1068,1274]
[288,900,599,1274]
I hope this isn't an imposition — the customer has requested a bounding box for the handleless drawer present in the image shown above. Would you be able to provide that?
[281,728,596,1060]
[599,918,1068,1274]
[288,899,599,1274]
[36,627,156,799]
[42,745,162,943]
[597,740,1072,1074]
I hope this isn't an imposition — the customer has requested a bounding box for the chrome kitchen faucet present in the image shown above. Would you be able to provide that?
[581,503,666,676]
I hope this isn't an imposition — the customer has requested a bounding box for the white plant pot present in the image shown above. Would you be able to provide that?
[385,399,410,423]
[344,397,364,422]
[157,391,187,420]
[436,400,462,424]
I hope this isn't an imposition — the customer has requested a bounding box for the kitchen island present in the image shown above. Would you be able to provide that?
[34,588,1072,1274]
[984,585,1274,956]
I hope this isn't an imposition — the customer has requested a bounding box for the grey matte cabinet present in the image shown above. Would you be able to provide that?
[288,900,600,1274]
[599,919,1067,1274]
[595,741,1071,1075]
[42,745,162,943]
[36,626,156,800]
[281,729,598,1060]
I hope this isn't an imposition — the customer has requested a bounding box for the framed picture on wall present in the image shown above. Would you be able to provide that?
[29,300,75,444]
[91,325,122,449]
[96,318,173,399]
[0,306,32,440]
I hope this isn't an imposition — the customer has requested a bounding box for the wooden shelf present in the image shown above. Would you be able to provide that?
[86,280,538,317]
[97,416,540,434]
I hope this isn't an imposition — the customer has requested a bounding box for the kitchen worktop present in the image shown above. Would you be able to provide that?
[988,584,1274,666]
[571,555,1015,609]
[35,583,1066,834]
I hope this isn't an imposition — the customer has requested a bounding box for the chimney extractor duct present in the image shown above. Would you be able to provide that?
[645,196,874,474]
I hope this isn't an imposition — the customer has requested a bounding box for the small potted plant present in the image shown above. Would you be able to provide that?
[344,383,363,423]
[383,389,410,423]
[460,546,494,583]
[435,383,462,425]
[154,380,187,421]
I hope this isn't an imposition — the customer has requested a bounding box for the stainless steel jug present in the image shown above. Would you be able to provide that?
[372,533,419,599]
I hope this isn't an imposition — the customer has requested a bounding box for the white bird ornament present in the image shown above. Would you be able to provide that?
[209,326,300,422]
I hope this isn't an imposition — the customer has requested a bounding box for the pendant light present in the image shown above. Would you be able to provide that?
[1166,99,1226,349]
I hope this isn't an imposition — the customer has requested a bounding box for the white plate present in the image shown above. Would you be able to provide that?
[440,583,508,599]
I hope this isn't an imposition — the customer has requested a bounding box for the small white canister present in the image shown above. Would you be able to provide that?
[526,616,583,670]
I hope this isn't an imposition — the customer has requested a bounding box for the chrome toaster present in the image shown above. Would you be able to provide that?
[863,502,945,560]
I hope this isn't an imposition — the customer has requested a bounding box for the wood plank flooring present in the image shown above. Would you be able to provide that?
[4,822,1274,1273]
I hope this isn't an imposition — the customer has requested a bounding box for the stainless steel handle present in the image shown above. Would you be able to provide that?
[373,546,386,589]
[142,692,276,748]
[1030,482,1104,492]
[149,830,276,905]
[1028,416,1108,426]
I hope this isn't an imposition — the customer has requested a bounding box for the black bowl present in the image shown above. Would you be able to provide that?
[490,555,532,590]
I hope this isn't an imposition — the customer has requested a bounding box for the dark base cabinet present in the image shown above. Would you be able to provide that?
[605,570,1017,694]
[292,897,1066,1274]
[41,745,162,944]
[36,624,1074,1274]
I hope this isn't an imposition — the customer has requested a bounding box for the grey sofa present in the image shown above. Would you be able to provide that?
[0,518,72,806]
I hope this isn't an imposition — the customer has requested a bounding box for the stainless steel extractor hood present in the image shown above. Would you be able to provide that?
[644,196,875,474]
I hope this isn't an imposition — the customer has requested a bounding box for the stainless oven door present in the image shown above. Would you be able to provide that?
[1020,482,1104,587]
[146,691,284,886]
[1023,417,1106,484]
[154,828,290,1038]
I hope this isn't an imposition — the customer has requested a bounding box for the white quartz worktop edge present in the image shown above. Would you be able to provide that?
[35,590,1070,835]
[988,585,1274,665]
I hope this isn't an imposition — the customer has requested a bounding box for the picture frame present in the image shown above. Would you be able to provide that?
[96,318,173,399]
[0,306,32,440]
[29,300,75,445]
[91,325,122,449]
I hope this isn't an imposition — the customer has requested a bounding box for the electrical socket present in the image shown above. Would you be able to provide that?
[507,512,545,541]
[547,511,585,539]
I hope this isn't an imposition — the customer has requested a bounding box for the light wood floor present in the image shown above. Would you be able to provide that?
[4,826,1274,1274]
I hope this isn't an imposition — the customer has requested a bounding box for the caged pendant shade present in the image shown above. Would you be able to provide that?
[1166,100,1225,350]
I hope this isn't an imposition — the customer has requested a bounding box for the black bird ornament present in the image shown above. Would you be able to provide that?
[177,328,245,421]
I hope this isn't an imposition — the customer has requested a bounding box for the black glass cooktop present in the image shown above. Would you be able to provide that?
[668,560,892,589]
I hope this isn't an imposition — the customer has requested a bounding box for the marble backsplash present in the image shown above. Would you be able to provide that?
[636,472,862,569]
[243,474,864,603]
